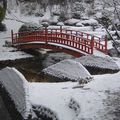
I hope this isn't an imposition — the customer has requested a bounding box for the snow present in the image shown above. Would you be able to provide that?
[1,2,120,120]
[75,55,120,70]
[0,67,31,119]
[80,19,98,26]
[0,5,120,120]
[0,15,33,61]
[0,12,106,61]
[57,22,64,26]
[29,82,77,120]
[42,59,93,82]
[64,19,80,26]
[29,71,120,120]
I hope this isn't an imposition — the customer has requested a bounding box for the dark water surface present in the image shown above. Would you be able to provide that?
[0,96,11,120]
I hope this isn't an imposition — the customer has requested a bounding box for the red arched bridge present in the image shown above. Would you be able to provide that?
[11,27,107,57]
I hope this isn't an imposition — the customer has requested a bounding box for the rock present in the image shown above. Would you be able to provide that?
[64,19,80,26]
[76,22,84,27]
[41,59,93,83]
[57,22,64,26]
[75,55,120,74]
[80,19,98,26]
[0,67,32,120]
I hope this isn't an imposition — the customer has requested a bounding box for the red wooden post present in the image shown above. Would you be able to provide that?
[105,35,108,54]
[11,30,14,44]
[60,26,62,41]
[60,26,62,33]
[45,27,48,44]
[91,36,94,54]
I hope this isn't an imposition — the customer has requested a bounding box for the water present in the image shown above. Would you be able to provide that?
[0,96,12,120]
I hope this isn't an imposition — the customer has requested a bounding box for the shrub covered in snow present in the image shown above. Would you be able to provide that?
[33,105,58,120]
[18,22,43,33]
[41,59,93,83]
[68,98,80,116]
[72,2,85,19]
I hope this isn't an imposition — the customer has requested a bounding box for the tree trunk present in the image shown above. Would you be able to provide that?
[3,0,7,10]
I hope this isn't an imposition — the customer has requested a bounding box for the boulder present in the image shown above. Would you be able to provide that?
[40,59,93,83]
[75,55,120,74]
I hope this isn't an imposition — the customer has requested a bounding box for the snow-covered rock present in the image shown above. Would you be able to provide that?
[41,59,93,83]
[64,19,80,26]
[80,19,98,26]
[76,22,84,27]
[75,55,120,72]
[0,67,31,119]
[57,22,64,26]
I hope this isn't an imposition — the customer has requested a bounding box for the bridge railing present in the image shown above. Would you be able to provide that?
[11,27,107,55]
[12,30,94,54]
[46,28,107,54]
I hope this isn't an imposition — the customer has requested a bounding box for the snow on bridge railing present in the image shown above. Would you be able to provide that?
[11,29,94,55]
[11,27,107,55]
[46,27,107,54]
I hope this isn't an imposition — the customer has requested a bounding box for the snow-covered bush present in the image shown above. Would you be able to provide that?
[68,98,80,116]
[18,22,43,33]
[72,2,85,19]
[33,105,58,120]
[58,12,68,22]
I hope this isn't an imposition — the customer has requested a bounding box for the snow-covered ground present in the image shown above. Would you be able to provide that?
[0,11,108,61]
[0,10,120,120]
[0,12,33,61]
[29,71,120,120]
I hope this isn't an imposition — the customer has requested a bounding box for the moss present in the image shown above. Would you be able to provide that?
[0,6,5,23]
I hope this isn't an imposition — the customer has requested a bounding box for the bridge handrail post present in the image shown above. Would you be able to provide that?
[60,26,62,39]
[104,35,108,54]
[45,27,48,43]
[11,30,14,44]
[60,26,62,33]
[91,36,94,54]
